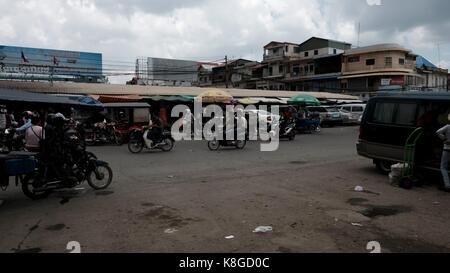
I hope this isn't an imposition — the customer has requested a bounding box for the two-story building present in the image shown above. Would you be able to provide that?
[340,44,422,98]
[258,41,302,90]
[196,62,220,87]
[211,59,258,88]
[284,37,351,92]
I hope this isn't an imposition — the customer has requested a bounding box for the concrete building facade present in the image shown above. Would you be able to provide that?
[340,44,421,99]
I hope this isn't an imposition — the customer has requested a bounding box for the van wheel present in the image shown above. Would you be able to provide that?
[375,160,394,175]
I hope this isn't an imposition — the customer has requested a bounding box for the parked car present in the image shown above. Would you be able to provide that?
[338,104,366,124]
[306,106,343,127]
[339,109,353,124]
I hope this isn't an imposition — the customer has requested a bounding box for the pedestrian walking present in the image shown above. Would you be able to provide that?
[436,114,450,192]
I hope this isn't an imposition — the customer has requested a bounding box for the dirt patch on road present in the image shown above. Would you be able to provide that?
[141,205,202,229]
[46,224,66,231]
[347,198,369,206]
[360,205,412,218]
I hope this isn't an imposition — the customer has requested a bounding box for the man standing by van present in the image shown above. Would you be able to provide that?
[436,114,450,192]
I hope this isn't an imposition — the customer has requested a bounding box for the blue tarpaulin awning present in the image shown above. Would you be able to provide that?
[0,88,103,108]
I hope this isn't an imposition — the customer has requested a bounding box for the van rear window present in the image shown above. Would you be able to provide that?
[370,102,418,126]
[372,103,395,124]
[395,104,417,126]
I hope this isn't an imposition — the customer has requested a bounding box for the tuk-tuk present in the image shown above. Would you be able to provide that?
[103,102,152,144]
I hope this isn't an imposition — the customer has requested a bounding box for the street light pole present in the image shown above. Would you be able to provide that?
[225,55,229,89]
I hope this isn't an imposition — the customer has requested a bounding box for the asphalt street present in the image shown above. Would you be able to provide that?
[1,126,450,253]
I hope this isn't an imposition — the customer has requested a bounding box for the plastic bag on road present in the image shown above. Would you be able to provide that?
[389,163,408,186]
[253,226,273,233]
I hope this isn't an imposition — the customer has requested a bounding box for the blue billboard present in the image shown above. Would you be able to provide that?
[0,45,103,83]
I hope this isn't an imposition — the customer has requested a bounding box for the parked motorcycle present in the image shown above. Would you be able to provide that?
[128,127,175,153]
[85,121,121,146]
[279,118,297,141]
[113,124,142,145]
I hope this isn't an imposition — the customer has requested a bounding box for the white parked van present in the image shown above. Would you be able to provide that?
[338,104,366,124]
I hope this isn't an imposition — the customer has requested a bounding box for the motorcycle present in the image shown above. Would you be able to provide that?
[207,138,247,151]
[279,118,297,141]
[17,126,113,200]
[113,124,142,145]
[128,127,175,153]
[85,121,120,146]
[207,125,247,151]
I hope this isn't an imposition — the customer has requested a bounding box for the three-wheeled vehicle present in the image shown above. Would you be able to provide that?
[103,102,152,145]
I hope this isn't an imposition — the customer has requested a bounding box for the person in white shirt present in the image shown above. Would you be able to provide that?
[24,114,43,152]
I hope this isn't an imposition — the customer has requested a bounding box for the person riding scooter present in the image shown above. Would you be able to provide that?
[144,114,165,148]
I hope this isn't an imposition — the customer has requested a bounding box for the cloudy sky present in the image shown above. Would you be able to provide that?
[1,0,449,83]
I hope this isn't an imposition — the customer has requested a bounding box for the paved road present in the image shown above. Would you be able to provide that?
[1,126,450,253]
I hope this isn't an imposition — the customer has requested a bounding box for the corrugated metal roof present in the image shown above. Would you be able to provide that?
[416,55,438,70]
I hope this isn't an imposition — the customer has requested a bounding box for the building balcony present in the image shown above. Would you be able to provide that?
[263,53,286,62]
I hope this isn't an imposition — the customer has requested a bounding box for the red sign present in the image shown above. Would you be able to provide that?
[390,76,405,85]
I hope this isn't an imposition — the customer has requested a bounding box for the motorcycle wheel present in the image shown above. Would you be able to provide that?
[22,174,52,200]
[115,133,125,146]
[87,165,113,190]
[235,140,247,150]
[160,138,174,152]
[208,140,220,151]
[128,139,144,154]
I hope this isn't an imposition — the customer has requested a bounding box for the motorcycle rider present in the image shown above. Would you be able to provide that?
[16,111,34,132]
[145,114,164,147]
[24,113,43,152]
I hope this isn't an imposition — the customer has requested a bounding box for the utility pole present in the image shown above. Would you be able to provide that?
[437,42,441,68]
[225,55,229,89]
[357,22,361,48]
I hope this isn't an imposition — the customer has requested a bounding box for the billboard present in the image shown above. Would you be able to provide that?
[0,45,103,83]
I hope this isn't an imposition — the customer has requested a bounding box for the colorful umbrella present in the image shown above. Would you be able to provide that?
[196,89,233,104]
[288,94,321,106]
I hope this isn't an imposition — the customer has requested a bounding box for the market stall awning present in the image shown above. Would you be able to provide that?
[288,94,321,106]
[53,94,103,106]
[0,88,103,108]
[237,98,260,105]
[196,89,233,104]
[144,95,195,102]
[103,102,151,108]
[90,94,142,103]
